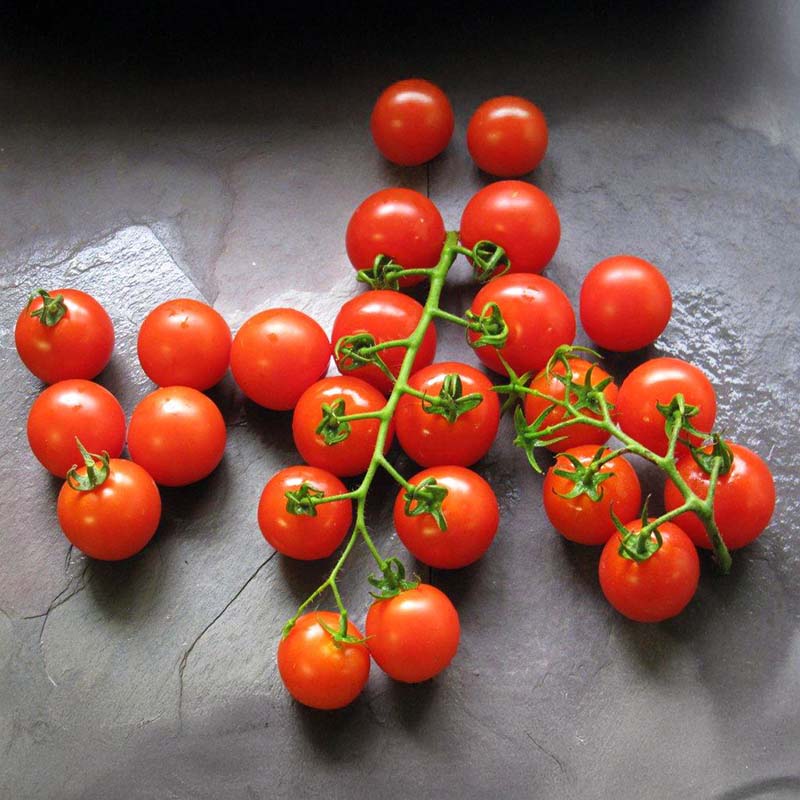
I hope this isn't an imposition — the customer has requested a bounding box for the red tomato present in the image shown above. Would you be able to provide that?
[542,446,642,545]
[230,308,331,411]
[460,181,560,275]
[137,298,231,390]
[467,273,575,377]
[27,379,126,477]
[394,466,499,568]
[365,584,459,683]
[370,78,454,166]
[599,519,700,623]
[331,290,436,396]
[278,612,370,710]
[292,376,392,477]
[395,362,499,467]
[15,289,114,384]
[580,256,672,352]
[466,96,548,177]
[127,386,226,486]
[664,443,775,550]
[258,466,352,560]
[57,458,161,560]
[616,358,717,456]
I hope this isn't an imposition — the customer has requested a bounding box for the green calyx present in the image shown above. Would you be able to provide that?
[469,240,510,282]
[465,301,509,349]
[316,399,351,445]
[551,447,614,502]
[357,254,419,290]
[27,289,67,327]
[512,405,566,473]
[690,433,734,476]
[614,501,663,562]
[367,557,419,600]
[316,611,368,647]
[334,332,395,383]
[66,438,110,491]
[285,481,326,517]
[403,476,449,531]
[546,346,613,416]
[421,373,483,423]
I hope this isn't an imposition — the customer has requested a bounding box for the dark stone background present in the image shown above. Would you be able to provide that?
[1,2,798,797]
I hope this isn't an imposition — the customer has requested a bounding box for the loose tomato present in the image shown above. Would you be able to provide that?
[278,612,370,710]
[127,386,226,486]
[370,78,454,166]
[365,583,459,683]
[27,379,126,477]
[395,361,499,467]
[15,288,114,384]
[466,96,548,177]
[664,443,775,550]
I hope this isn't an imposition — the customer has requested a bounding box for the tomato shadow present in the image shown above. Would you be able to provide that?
[375,157,427,193]
[238,399,297,461]
[277,553,339,606]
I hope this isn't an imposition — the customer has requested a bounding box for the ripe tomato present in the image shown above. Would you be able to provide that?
[466,96,548,177]
[664,443,775,550]
[365,583,459,683]
[27,379,126,477]
[258,466,352,560]
[57,458,161,560]
[395,361,499,467]
[370,78,454,166]
[331,290,436,396]
[127,386,226,486]
[460,181,560,275]
[468,273,575,377]
[524,358,618,452]
[394,466,499,569]
[616,358,717,457]
[137,298,231,390]
[580,256,672,352]
[15,288,114,384]
[292,376,393,477]
[278,612,370,710]
[542,446,642,545]
[599,519,700,623]
[230,308,331,411]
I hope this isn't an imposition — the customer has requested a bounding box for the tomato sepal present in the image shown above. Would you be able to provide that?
[368,557,419,600]
[65,438,111,492]
[27,288,67,327]
[689,433,734,477]
[419,373,484,423]
[613,501,664,562]
[550,447,615,502]
[469,240,510,282]
[316,399,352,445]
[402,476,449,531]
[284,481,327,517]
[315,611,370,647]
[465,302,509,349]
[333,332,394,384]
[512,405,567,473]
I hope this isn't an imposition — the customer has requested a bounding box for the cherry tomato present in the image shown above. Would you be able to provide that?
[365,583,459,683]
[15,288,114,384]
[466,96,548,177]
[127,386,226,486]
[370,78,454,166]
[57,458,161,560]
[616,358,717,457]
[230,308,331,411]
[278,611,370,710]
[468,273,576,377]
[664,443,775,550]
[580,256,672,352]
[137,298,231,391]
[331,290,436,396]
[599,519,700,623]
[258,466,352,560]
[292,376,393,477]
[460,181,560,275]
[394,466,499,568]
[542,446,642,545]
[27,379,126,477]
[395,361,499,467]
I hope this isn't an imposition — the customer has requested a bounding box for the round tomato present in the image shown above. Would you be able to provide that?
[460,181,560,275]
[127,386,226,486]
[15,288,114,384]
[395,361,499,467]
[394,466,499,568]
[616,357,717,457]
[137,298,231,390]
[664,443,775,550]
[370,78,454,166]
[27,379,126,477]
[466,96,548,177]
[331,290,436,396]
[580,256,672,352]
[258,466,352,560]
[292,376,392,477]
[467,273,576,377]
[57,458,161,560]
[230,308,331,411]
[365,583,459,683]
[278,611,370,710]
[599,519,700,623]
[542,446,642,545]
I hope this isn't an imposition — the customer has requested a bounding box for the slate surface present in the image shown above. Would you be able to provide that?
[1,2,799,798]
